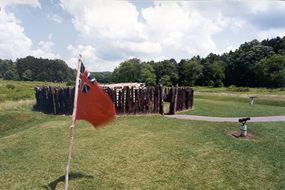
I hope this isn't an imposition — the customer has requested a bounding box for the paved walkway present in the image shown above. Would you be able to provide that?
[165,115,285,122]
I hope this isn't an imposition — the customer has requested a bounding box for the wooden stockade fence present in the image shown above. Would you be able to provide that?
[34,85,193,115]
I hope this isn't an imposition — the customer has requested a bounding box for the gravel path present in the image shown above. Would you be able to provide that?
[165,115,285,122]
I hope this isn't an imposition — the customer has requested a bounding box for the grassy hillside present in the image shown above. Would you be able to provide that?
[0,101,284,189]
[0,80,67,102]
[0,81,285,189]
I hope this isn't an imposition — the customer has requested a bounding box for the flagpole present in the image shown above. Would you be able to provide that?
[64,55,82,190]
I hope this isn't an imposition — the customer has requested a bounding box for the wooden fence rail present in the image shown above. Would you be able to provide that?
[34,85,193,115]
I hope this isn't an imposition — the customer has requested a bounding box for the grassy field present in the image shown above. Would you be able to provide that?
[0,80,67,102]
[0,81,285,189]
[193,86,285,95]
[179,94,285,117]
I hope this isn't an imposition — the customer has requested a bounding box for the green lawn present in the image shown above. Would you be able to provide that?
[179,94,285,117]
[0,81,285,189]
[0,101,285,190]
[0,80,67,102]
[193,86,285,95]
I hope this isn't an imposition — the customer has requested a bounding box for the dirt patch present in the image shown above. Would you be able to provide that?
[229,131,253,140]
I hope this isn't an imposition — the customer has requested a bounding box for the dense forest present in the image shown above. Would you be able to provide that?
[0,56,76,83]
[1,36,285,87]
[112,36,285,88]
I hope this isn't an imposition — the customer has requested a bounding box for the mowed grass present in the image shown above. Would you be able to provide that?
[0,81,285,189]
[0,101,285,189]
[0,80,67,102]
[179,94,285,117]
[193,86,285,95]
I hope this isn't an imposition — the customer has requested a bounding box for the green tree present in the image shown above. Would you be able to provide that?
[208,60,225,87]
[93,72,113,83]
[3,69,19,80]
[0,59,15,78]
[225,40,274,86]
[261,36,285,53]
[22,69,33,81]
[256,54,285,87]
[183,59,203,86]
[140,63,156,86]
[153,59,178,86]
[16,56,75,82]
[160,75,172,86]
[177,59,187,85]
[198,54,225,87]
[112,58,141,83]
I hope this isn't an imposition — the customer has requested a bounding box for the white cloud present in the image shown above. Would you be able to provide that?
[245,0,285,14]
[113,41,162,55]
[60,0,142,40]
[0,0,40,8]
[31,40,60,59]
[0,8,60,60]
[67,44,119,71]
[257,28,285,40]
[0,10,32,59]
[60,0,226,67]
[2,0,285,72]
[142,3,221,56]
[47,14,63,23]
[63,0,285,65]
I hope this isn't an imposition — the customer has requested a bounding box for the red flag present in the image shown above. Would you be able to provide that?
[74,62,116,128]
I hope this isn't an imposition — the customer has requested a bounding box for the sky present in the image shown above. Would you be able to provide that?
[0,0,285,72]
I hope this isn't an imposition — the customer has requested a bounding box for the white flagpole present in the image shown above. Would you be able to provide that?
[64,55,82,190]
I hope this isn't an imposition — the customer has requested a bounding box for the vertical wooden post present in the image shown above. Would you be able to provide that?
[145,87,149,113]
[122,87,125,114]
[169,85,179,115]
[159,85,164,115]
[111,88,115,111]
[138,88,142,113]
[190,88,194,108]
[134,89,138,114]
[118,90,122,114]
[126,86,130,114]
[169,86,175,115]
[174,85,178,113]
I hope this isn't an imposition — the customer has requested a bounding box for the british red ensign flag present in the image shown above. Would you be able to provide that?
[74,61,116,128]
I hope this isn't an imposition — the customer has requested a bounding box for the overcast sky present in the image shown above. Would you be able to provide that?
[1,0,285,71]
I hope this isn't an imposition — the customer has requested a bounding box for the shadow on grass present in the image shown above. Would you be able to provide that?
[43,172,94,190]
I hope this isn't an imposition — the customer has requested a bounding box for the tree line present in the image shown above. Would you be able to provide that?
[0,56,76,83]
[111,36,285,88]
[1,36,285,87]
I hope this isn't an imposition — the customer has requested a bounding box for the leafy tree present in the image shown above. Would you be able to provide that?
[140,63,156,86]
[93,72,112,83]
[198,54,225,87]
[153,59,178,86]
[3,69,19,80]
[112,58,141,83]
[16,56,75,82]
[160,75,172,86]
[183,59,203,86]
[22,69,33,81]
[261,36,285,53]
[256,54,285,87]
[208,60,225,87]
[177,59,187,85]
[225,40,274,86]
[0,59,15,78]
